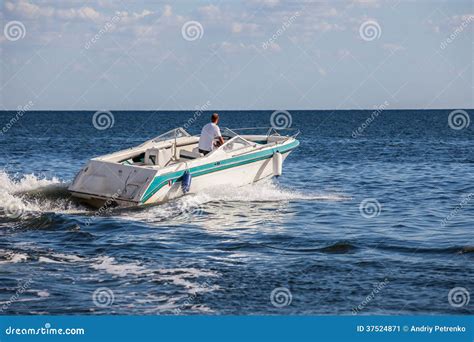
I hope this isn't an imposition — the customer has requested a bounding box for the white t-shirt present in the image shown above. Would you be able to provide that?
[198,123,221,151]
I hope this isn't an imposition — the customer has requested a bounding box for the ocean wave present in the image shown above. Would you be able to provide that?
[0,171,86,219]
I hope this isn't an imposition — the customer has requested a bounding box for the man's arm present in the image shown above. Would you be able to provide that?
[215,127,225,147]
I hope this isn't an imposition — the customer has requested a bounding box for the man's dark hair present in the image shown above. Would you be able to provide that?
[211,113,219,123]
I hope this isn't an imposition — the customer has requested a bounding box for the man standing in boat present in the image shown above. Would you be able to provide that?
[198,113,225,155]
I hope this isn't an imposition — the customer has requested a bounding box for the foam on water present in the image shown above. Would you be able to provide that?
[0,172,348,223]
[1,247,219,305]
[0,171,84,217]
[119,180,350,223]
[0,249,29,264]
[90,256,149,277]
[0,171,62,194]
[193,179,349,203]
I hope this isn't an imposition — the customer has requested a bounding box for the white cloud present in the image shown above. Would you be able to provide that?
[448,13,474,27]
[232,22,243,33]
[163,5,173,17]
[383,43,405,53]
[6,0,102,21]
[265,42,281,52]
[5,0,156,23]
[5,0,54,18]
[133,9,154,19]
[198,5,222,18]
[248,0,280,7]
[312,21,344,32]
[56,7,101,20]
[231,22,259,34]
[324,8,339,17]
[425,14,473,34]
[351,0,380,7]
[217,41,258,53]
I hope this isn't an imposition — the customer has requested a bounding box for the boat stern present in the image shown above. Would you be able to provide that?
[68,160,157,208]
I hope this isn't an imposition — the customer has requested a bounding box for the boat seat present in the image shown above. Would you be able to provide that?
[267,135,286,143]
[144,148,172,167]
[180,149,203,160]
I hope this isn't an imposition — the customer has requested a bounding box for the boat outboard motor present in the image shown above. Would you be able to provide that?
[273,152,283,177]
[182,170,192,193]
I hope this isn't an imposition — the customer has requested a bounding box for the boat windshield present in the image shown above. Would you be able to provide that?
[151,127,190,143]
[221,136,253,153]
[220,127,240,139]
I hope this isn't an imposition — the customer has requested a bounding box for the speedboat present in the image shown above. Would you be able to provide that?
[68,127,300,208]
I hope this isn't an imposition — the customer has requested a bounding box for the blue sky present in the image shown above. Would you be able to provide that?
[0,0,472,110]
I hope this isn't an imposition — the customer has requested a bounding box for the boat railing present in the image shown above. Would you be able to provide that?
[223,127,300,138]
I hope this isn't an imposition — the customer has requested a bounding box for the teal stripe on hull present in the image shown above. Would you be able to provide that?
[140,139,299,203]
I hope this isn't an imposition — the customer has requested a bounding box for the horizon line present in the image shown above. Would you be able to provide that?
[0,108,472,112]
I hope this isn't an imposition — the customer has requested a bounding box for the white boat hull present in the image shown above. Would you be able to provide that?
[144,151,290,204]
